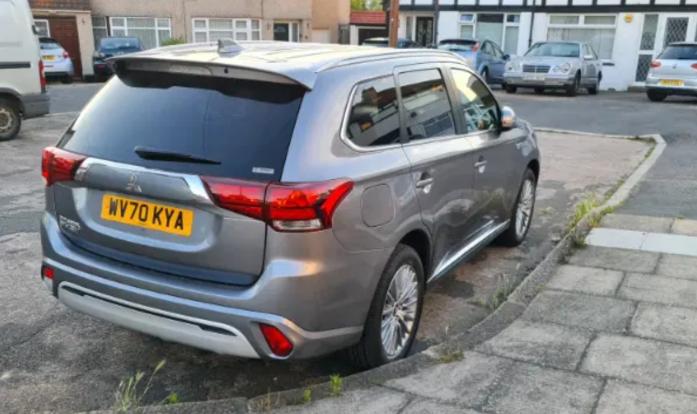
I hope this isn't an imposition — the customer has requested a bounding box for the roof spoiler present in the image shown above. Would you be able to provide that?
[109,56,314,89]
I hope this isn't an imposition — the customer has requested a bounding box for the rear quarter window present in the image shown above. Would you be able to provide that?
[60,71,305,181]
[345,76,401,147]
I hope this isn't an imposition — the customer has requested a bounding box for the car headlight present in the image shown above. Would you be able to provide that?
[505,62,520,72]
[552,62,572,74]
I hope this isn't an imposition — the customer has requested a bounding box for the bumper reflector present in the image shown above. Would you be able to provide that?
[41,265,55,280]
[259,323,293,357]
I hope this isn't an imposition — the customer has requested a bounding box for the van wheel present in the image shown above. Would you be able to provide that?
[497,169,537,247]
[347,244,425,369]
[0,98,21,141]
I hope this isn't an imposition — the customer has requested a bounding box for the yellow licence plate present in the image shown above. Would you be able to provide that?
[100,194,194,237]
[659,79,684,87]
[42,56,55,61]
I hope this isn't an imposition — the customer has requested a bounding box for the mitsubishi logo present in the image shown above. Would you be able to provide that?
[125,173,142,193]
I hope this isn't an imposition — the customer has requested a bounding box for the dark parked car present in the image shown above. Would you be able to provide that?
[438,39,509,85]
[41,41,539,367]
[93,37,143,80]
[362,37,418,48]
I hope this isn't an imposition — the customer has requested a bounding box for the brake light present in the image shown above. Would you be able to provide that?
[201,177,353,233]
[259,324,293,357]
[38,59,46,92]
[692,63,697,70]
[650,60,661,68]
[63,51,70,59]
[41,147,86,186]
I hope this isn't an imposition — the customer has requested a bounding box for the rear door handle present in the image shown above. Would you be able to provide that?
[416,177,434,188]
[474,160,488,169]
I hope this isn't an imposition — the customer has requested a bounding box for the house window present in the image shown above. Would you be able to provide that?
[34,19,50,37]
[547,14,616,59]
[274,21,300,42]
[192,18,262,42]
[459,14,520,55]
[92,16,108,47]
[109,17,172,49]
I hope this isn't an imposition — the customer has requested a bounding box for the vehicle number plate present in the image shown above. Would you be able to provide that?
[523,73,545,81]
[42,56,55,61]
[659,79,684,87]
[100,194,193,237]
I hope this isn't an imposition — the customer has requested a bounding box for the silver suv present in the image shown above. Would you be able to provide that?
[40,41,540,367]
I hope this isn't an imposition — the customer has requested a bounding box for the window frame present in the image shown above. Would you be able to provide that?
[34,19,50,37]
[192,18,262,43]
[108,16,172,49]
[547,14,617,59]
[458,13,520,55]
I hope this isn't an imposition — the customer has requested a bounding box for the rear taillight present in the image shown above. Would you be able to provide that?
[201,177,353,233]
[259,324,293,357]
[692,63,697,70]
[38,59,46,92]
[41,147,86,186]
[41,265,55,280]
[63,51,70,59]
[472,42,480,52]
[650,60,661,68]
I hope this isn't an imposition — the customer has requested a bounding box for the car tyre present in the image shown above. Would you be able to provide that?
[61,75,74,84]
[565,73,581,97]
[347,244,425,369]
[588,75,600,95]
[504,84,517,94]
[0,98,21,142]
[481,68,490,84]
[647,89,667,102]
[496,168,537,247]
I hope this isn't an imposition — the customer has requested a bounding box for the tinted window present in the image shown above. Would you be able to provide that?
[450,69,499,133]
[39,38,62,49]
[346,76,401,147]
[60,71,304,181]
[438,40,477,52]
[399,69,455,141]
[100,37,142,51]
[660,45,697,60]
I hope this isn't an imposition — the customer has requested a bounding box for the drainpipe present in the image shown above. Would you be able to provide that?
[433,0,440,46]
[528,7,535,47]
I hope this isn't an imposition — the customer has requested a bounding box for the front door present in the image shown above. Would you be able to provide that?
[415,17,434,47]
[397,66,478,274]
[274,22,300,42]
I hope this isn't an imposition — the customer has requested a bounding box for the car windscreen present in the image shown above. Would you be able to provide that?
[100,38,141,51]
[40,39,62,50]
[526,43,580,58]
[59,71,305,181]
[660,45,697,60]
[438,41,476,52]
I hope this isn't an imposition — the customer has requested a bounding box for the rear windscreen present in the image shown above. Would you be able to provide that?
[660,45,697,60]
[60,71,305,181]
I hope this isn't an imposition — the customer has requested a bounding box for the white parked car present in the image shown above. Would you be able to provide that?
[646,42,697,102]
[39,37,74,84]
[0,0,50,141]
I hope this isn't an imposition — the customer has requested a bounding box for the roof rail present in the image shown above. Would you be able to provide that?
[318,50,463,72]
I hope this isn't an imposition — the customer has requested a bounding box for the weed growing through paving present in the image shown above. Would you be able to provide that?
[302,388,313,404]
[250,389,280,412]
[437,349,464,363]
[113,359,176,412]
[329,374,343,396]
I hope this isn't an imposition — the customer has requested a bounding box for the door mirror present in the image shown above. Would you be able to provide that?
[584,54,595,60]
[500,106,517,130]
[503,54,511,61]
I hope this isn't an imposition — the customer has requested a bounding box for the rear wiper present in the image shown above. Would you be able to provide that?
[134,146,221,165]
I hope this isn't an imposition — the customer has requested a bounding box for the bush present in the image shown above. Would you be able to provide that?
[160,37,187,47]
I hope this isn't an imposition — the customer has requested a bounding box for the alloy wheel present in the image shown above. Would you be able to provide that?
[515,178,535,238]
[380,264,419,359]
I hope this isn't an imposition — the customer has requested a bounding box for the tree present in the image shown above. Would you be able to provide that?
[351,0,383,10]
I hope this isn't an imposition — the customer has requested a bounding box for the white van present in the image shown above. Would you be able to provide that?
[0,0,50,141]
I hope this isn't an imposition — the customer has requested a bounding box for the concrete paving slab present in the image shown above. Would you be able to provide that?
[581,335,697,395]
[656,254,697,280]
[271,387,409,414]
[618,273,697,308]
[672,218,697,237]
[586,228,645,251]
[568,246,659,274]
[476,320,592,370]
[596,381,697,414]
[523,290,634,333]
[586,228,697,257]
[632,303,697,348]
[642,232,697,257]
[546,265,624,296]
[385,352,512,407]
[600,214,673,233]
[482,361,603,414]
[400,399,481,414]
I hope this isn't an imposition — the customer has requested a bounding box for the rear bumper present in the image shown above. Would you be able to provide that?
[645,76,697,96]
[40,213,383,359]
[21,92,50,119]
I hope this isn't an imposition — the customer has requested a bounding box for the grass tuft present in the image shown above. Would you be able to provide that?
[113,359,171,412]
[329,374,343,397]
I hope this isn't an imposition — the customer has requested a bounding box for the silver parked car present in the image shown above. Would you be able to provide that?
[503,41,602,96]
[39,37,74,84]
[40,41,540,367]
[645,42,697,102]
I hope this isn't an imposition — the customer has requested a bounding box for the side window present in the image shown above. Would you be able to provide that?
[346,76,401,147]
[482,41,493,55]
[398,69,456,141]
[450,69,500,133]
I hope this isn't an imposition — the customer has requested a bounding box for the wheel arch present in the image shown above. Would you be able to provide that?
[398,228,432,279]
